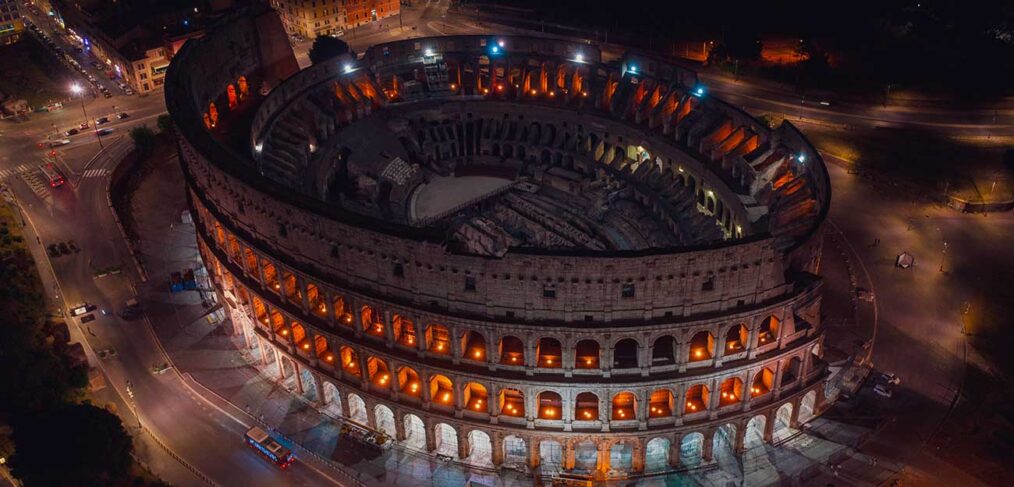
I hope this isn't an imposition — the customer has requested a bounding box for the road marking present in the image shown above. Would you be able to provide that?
[82,168,110,178]
[20,171,51,200]
[0,163,35,182]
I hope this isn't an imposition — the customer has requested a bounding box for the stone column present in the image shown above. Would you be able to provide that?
[394,410,407,441]
[772,359,785,399]
[425,421,437,452]
[421,374,432,409]
[358,351,370,389]
[743,369,756,412]
[365,401,377,429]
[314,376,325,406]
[709,379,722,419]
[491,433,504,466]
[274,348,285,380]
[528,438,541,469]
[638,344,650,377]
[292,361,305,394]
[298,277,310,313]
[450,326,462,365]
[389,363,401,401]
[746,324,760,359]
[701,429,714,462]
[457,428,470,460]
[669,436,681,468]
[597,441,610,473]
[763,412,775,443]
[677,339,690,372]
[383,310,395,348]
[631,440,645,473]
[564,441,575,470]
[453,381,465,418]
[525,338,536,376]
[637,390,649,430]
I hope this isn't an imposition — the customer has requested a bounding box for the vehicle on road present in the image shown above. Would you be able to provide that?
[120,298,142,319]
[58,242,71,255]
[96,116,110,125]
[69,303,97,317]
[64,128,79,136]
[117,112,129,119]
[874,384,893,398]
[96,128,115,136]
[47,244,60,257]
[79,122,89,130]
[102,91,113,99]
[244,427,295,469]
[39,163,66,188]
[48,138,71,147]
[880,372,901,385]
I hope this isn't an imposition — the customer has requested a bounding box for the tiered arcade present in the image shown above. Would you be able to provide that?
[166,6,832,477]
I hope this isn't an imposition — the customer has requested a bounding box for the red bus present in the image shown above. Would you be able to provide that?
[39,163,66,188]
[244,427,295,469]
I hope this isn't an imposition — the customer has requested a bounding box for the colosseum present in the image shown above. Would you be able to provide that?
[166,6,832,479]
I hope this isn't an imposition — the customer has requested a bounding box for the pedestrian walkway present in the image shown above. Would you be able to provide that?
[0,163,34,181]
[81,168,110,178]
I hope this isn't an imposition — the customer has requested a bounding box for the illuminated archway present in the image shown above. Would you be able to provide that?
[397,366,422,398]
[725,324,748,353]
[719,377,744,406]
[499,336,525,365]
[537,337,562,368]
[499,388,525,417]
[537,391,562,419]
[574,339,600,369]
[426,324,451,355]
[463,382,488,413]
[461,331,487,361]
[689,330,715,362]
[684,384,709,413]
[429,374,454,407]
[648,389,673,417]
[574,392,599,421]
[611,392,637,420]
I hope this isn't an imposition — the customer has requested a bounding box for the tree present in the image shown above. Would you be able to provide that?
[156,114,173,133]
[308,35,351,65]
[10,403,134,486]
[129,125,156,159]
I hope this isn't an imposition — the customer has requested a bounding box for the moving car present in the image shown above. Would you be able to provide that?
[64,128,79,136]
[873,384,893,398]
[96,116,110,125]
[96,128,115,136]
[48,139,71,147]
[880,372,901,385]
[117,112,129,119]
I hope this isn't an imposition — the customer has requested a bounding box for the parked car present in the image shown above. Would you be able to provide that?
[47,244,60,257]
[95,116,110,125]
[873,384,893,398]
[880,372,901,386]
[78,122,89,129]
[124,88,134,95]
[64,128,79,136]
[58,242,71,255]
[102,91,113,99]
[117,112,129,119]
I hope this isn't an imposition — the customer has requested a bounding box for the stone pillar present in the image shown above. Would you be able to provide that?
[394,411,407,441]
[529,438,541,469]
[597,441,610,473]
[415,316,427,357]
[450,326,463,365]
[292,361,305,394]
[453,381,464,418]
[421,374,432,409]
[256,256,267,289]
[709,379,722,419]
[457,428,470,460]
[525,338,537,375]
[677,339,690,372]
[763,412,775,443]
[734,419,747,454]
[491,433,504,466]
[383,310,394,348]
[274,348,285,380]
[564,441,575,470]
[668,436,681,468]
[631,440,645,473]
[339,388,351,418]
[365,401,377,429]
[701,430,714,462]
[314,377,325,406]
[638,344,650,377]
[674,386,686,425]
[298,277,310,313]
[743,369,756,412]
[637,390,649,430]
[389,363,401,401]
[358,351,370,389]
[772,359,785,399]
[790,397,801,428]
[746,324,760,359]
[259,336,270,365]
[425,421,437,452]
[600,395,610,432]
[352,298,364,338]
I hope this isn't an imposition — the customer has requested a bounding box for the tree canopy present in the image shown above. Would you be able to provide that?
[308,35,352,65]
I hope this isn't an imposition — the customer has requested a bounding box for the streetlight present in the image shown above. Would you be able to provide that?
[70,83,102,149]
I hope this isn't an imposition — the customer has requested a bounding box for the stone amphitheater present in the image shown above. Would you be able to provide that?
[167,5,832,479]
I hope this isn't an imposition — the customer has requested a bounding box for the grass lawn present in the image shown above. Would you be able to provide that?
[0,36,75,107]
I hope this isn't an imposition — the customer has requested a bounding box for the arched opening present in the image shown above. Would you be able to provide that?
[237,76,248,98]
[751,367,774,397]
[689,330,715,362]
[314,335,331,363]
[208,102,218,127]
[366,356,390,389]
[503,435,527,466]
[499,388,525,417]
[537,391,563,420]
[651,336,677,367]
[645,437,670,472]
[291,322,307,350]
[782,356,802,385]
[574,392,599,421]
[774,403,794,441]
[745,415,766,448]
[612,338,639,369]
[348,393,367,424]
[463,382,488,413]
[758,315,780,344]
[649,389,673,417]
[539,440,563,470]
[307,283,327,319]
[434,423,458,458]
[610,442,634,471]
[403,414,426,450]
[537,337,562,368]
[429,374,454,407]
[719,377,744,406]
[573,441,598,472]
[339,346,361,377]
[574,339,600,369]
[333,295,352,326]
[499,335,525,365]
[374,405,396,440]
[461,331,487,361]
[725,324,748,353]
[392,314,417,348]
[684,384,709,413]
[226,84,238,109]
[426,324,451,355]
[714,423,737,457]
[322,382,342,417]
[679,432,704,467]
[466,430,493,467]
[611,392,637,420]
[397,366,422,398]
[361,305,385,338]
[800,390,817,423]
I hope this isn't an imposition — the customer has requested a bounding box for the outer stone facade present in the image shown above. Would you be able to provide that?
[166,5,833,478]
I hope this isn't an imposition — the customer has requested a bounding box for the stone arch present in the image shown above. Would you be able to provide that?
[689,330,715,361]
[648,389,674,418]
[774,402,794,440]
[463,382,488,412]
[291,322,307,346]
[322,382,342,417]
[298,366,318,401]
[361,305,385,338]
[466,429,493,466]
[751,367,775,397]
[402,413,426,450]
[397,365,422,398]
[347,393,368,424]
[536,337,562,368]
[499,387,525,417]
[540,439,563,469]
[684,383,709,413]
[612,338,639,369]
[719,377,744,406]
[783,356,802,385]
[745,414,766,448]
[609,441,634,471]
[429,374,454,407]
[537,391,563,419]
[800,390,818,423]
[645,437,670,472]
[503,435,527,466]
[724,323,748,353]
[574,339,600,369]
[339,346,361,377]
[759,315,780,344]
[374,404,396,440]
[573,440,598,472]
[499,335,525,365]
[425,323,451,355]
[611,391,637,420]
[461,330,487,361]
[713,423,737,456]
[679,432,704,467]
[392,314,416,347]
[574,392,599,421]
[434,423,459,458]
[651,335,677,367]
[366,356,391,389]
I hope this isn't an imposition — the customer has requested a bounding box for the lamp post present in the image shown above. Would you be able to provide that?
[70,83,102,149]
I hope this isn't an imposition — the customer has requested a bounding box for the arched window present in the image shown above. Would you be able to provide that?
[461,331,487,361]
[398,366,421,397]
[759,315,780,344]
[426,324,451,355]
[314,336,331,362]
[684,384,709,413]
[613,339,639,369]
[340,346,360,377]
[537,391,562,419]
[291,322,306,346]
[366,356,390,388]
[611,392,637,420]
[537,338,562,368]
[499,336,525,365]
[689,331,715,362]
[719,377,743,406]
[751,367,774,396]
[393,314,416,347]
[651,336,677,366]
[649,389,673,417]
[574,392,599,421]
[429,375,454,406]
[574,340,600,369]
[464,383,488,412]
[500,388,525,417]
[725,324,748,353]
[361,305,385,338]
[334,295,352,326]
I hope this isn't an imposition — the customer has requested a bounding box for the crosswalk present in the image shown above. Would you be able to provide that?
[81,168,110,178]
[22,171,49,199]
[0,163,34,182]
